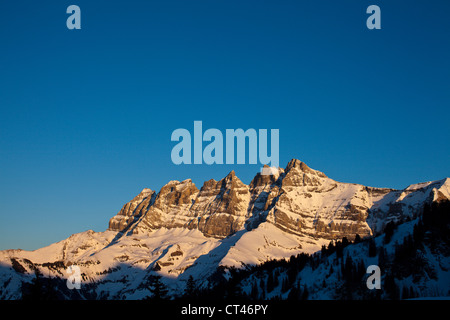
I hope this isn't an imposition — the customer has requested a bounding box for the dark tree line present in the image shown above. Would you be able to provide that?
[368,200,450,299]
[21,268,93,300]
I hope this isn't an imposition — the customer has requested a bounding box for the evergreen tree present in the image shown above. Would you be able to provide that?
[267,271,275,293]
[321,245,327,256]
[22,269,43,300]
[287,266,297,284]
[184,275,196,298]
[378,247,387,269]
[281,277,289,293]
[368,238,377,257]
[342,237,350,247]
[22,269,59,300]
[409,286,417,299]
[401,285,410,300]
[147,275,168,300]
[273,269,279,288]
[384,273,399,300]
[259,278,266,300]
[413,220,425,243]
[343,255,354,283]
[327,240,335,255]
[250,280,259,300]
[327,264,334,278]
[384,221,396,244]
[287,285,299,300]
[335,240,344,259]
[259,278,265,291]
[301,286,309,300]
[357,259,366,281]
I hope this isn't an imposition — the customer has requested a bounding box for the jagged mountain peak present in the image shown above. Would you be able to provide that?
[226,169,236,177]
[129,187,155,203]
[250,165,283,189]
[159,178,197,193]
[249,159,326,189]
[281,159,329,189]
[154,179,199,209]
[140,188,153,194]
[160,178,195,189]
[200,178,217,191]
[197,171,246,194]
[219,170,247,189]
[285,158,327,178]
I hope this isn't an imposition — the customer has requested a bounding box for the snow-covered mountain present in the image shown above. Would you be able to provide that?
[1,159,449,299]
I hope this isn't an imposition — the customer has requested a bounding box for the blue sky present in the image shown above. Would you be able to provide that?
[0,0,449,250]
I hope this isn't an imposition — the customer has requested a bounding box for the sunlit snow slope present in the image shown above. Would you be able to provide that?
[0,159,448,299]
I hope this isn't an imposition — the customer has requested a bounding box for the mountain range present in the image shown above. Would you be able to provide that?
[1,159,449,299]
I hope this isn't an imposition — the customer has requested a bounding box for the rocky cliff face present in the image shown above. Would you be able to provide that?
[108,159,448,243]
[108,188,156,232]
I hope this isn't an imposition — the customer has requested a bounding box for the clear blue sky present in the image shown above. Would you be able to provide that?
[0,0,449,250]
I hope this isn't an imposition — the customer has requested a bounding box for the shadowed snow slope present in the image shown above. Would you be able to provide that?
[0,159,448,299]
